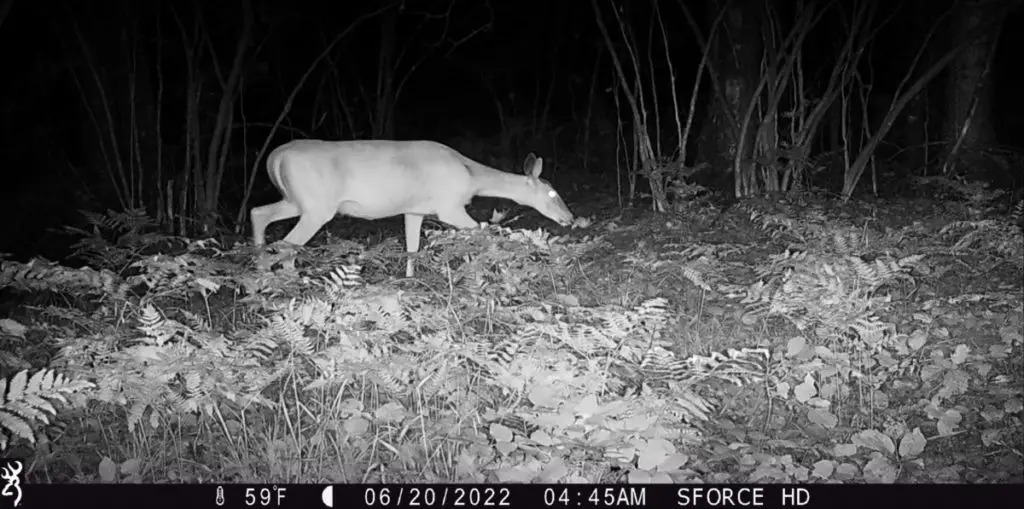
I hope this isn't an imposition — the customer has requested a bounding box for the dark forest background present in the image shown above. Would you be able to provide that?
[0,0,1021,262]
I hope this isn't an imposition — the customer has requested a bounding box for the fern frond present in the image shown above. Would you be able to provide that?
[1,369,95,444]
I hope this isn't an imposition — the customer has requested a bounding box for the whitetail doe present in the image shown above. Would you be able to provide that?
[250,140,574,276]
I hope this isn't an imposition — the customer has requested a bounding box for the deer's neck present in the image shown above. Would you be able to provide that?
[470,166,529,202]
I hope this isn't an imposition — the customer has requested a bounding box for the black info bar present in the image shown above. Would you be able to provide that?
[6,483,1022,509]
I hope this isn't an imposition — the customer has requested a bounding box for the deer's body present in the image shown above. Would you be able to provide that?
[250,139,574,276]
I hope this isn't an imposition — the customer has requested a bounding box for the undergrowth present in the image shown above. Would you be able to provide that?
[1,194,1021,483]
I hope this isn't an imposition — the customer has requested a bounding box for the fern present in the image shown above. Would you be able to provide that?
[740,247,913,345]
[269,315,314,356]
[320,265,364,297]
[0,369,94,450]
[65,208,175,271]
[1011,199,1023,226]
[1,257,125,299]
[941,219,1024,268]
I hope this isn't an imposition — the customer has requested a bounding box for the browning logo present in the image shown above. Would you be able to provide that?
[0,460,22,508]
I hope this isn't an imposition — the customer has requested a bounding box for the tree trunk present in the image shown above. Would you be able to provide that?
[941,0,1005,174]
[698,0,764,195]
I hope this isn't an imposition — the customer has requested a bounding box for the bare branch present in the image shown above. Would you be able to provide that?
[392,1,493,124]
[843,39,972,199]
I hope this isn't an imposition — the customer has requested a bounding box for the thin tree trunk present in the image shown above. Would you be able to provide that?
[941,0,1006,173]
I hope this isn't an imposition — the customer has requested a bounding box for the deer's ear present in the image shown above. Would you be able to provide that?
[523,153,543,178]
